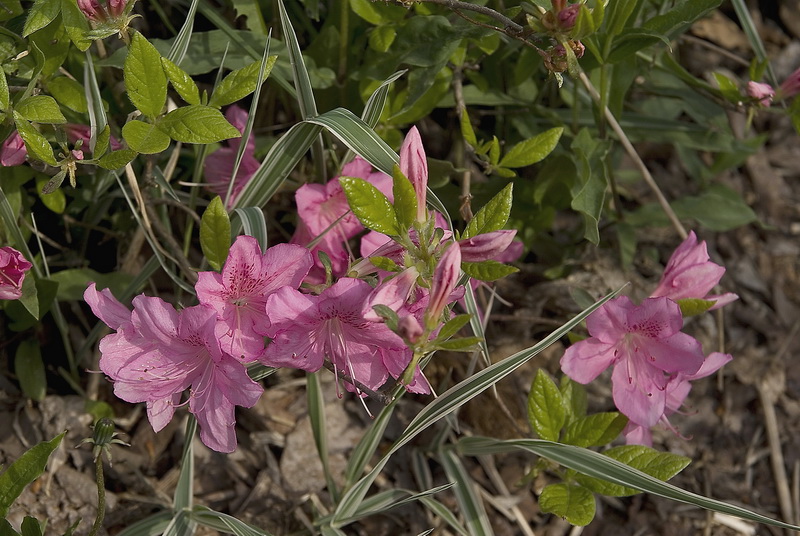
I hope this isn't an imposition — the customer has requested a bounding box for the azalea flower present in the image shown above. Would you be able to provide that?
[1,132,26,167]
[399,126,428,223]
[623,352,733,446]
[261,277,430,395]
[204,105,260,207]
[560,296,706,427]
[779,66,800,100]
[0,246,33,300]
[291,157,391,282]
[195,235,312,361]
[85,283,262,453]
[426,242,461,326]
[746,81,775,107]
[650,231,737,309]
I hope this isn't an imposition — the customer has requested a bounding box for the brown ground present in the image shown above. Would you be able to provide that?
[3,4,800,536]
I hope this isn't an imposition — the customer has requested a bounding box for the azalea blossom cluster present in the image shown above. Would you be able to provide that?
[560,232,737,446]
[86,126,520,452]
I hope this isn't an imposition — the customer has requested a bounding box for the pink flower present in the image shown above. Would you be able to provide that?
[65,124,123,153]
[363,267,420,322]
[779,66,800,100]
[261,278,429,394]
[84,283,263,452]
[560,296,706,427]
[1,132,27,167]
[624,352,732,446]
[291,157,391,282]
[108,0,126,18]
[400,126,428,223]
[0,247,33,300]
[77,0,103,20]
[650,231,737,309]
[195,236,312,361]
[746,81,775,107]
[557,3,580,29]
[204,105,259,207]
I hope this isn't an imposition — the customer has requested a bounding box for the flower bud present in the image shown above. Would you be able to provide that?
[0,246,33,301]
[557,4,580,30]
[746,81,775,107]
[400,126,428,223]
[779,66,800,100]
[426,242,461,323]
[108,0,126,18]
[77,0,104,21]
[364,267,419,321]
[458,230,517,263]
[398,315,423,344]
[0,132,27,167]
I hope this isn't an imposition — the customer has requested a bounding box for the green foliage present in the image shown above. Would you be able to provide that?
[14,340,46,401]
[539,483,596,526]
[208,57,277,108]
[528,370,567,442]
[158,105,241,144]
[200,197,232,272]
[391,165,417,229]
[461,183,513,240]
[0,433,65,518]
[124,32,168,118]
[339,177,399,236]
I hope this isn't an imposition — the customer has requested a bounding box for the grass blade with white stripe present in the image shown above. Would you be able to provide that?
[190,506,276,536]
[307,371,339,503]
[166,0,198,64]
[331,287,622,525]
[331,484,455,526]
[457,437,800,531]
[362,70,406,128]
[233,207,268,250]
[439,448,492,535]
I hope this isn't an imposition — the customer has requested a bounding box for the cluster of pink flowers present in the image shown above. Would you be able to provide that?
[0,247,33,301]
[560,232,737,445]
[87,126,519,452]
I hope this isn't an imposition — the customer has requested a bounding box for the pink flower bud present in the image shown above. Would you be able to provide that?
[779,66,800,100]
[746,81,775,107]
[400,126,428,223]
[398,315,423,344]
[364,267,419,321]
[77,0,104,21]
[427,242,461,323]
[108,0,126,18]
[1,132,27,167]
[458,230,517,262]
[557,4,580,30]
[71,149,84,160]
[650,231,737,309]
[0,246,33,300]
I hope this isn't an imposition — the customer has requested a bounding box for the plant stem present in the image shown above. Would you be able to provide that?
[88,455,106,536]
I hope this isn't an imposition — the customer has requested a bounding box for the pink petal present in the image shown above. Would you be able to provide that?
[84,283,132,330]
[611,360,667,427]
[560,337,617,384]
[399,126,428,221]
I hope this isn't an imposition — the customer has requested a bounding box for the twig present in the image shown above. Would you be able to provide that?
[452,64,474,222]
[577,71,688,239]
[757,382,794,527]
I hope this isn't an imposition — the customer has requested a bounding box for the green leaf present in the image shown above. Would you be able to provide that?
[97,148,137,169]
[40,169,66,196]
[0,518,21,536]
[459,108,477,147]
[367,256,400,273]
[339,177,399,235]
[488,135,500,166]
[157,105,241,144]
[35,176,66,214]
[0,69,8,111]
[200,196,232,272]
[60,0,91,51]
[15,340,46,402]
[13,116,57,165]
[576,445,691,497]
[369,25,396,53]
[539,483,596,526]
[559,377,587,421]
[122,121,170,154]
[161,57,201,105]
[677,298,715,316]
[14,95,66,124]
[437,314,472,341]
[499,127,563,168]
[462,183,513,239]
[0,432,66,518]
[391,165,417,229]
[434,336,483,352]
[23,0,61,36]
[460,260,518,282]
[19,516,43,536]
[47,76,88,113]
[94,125,111,157]
[527,370,566,442]
[570,129,609,245]
[0,0,24,22]
[208,57,276,108]
[562,412,628,448]
[349,0,406,25]
[125,32,168,118]
[603,0,639,37]
[49,268,132,301]
[644,0,721,39]
[672,184,758,231]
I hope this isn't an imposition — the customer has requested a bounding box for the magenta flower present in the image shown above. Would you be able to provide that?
[261,278,429,394]
[291,157,391,282]
[426,242,462,325]
[65,124,123,154]
[1,132,27,167]
[458,230,517,262]
[195,236,312,361]
[561,296,706,427]
[400,126,428,223]
[623,352,732,446]
[77,0,103,20]
[650,231,737,309]
[746,81,775,107]
[84,283,263,452]
[779,66,800,100]
[204,105,260,207]
[0,247,33,300]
